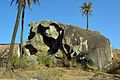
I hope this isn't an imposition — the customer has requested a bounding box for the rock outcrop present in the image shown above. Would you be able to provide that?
[24,20,113,69]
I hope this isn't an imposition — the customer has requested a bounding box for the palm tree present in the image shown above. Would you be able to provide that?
[19,0,40,67]
[80,1,93,30]
[0,1,23,78]
[7,0,40,71]
[5,0,23,74]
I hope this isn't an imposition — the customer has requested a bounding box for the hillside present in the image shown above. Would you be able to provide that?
[0,20,120,79]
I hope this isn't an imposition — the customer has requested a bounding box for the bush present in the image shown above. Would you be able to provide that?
[37,54,55,67]
[107,62,120,74]
[77,59,98,71]
[19,56,29,69]
[12,55,38,69]
[12,55,19,69]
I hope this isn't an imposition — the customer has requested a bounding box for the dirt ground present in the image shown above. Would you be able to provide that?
[0,50,120,80]
[0,66,120,80]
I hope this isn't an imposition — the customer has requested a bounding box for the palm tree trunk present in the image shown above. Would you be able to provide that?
[20,5,25,68]
[6,0,22,71]
[86,11,89,30]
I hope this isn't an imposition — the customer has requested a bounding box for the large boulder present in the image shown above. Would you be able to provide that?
[62,25,112,69]
[26,20,113,69]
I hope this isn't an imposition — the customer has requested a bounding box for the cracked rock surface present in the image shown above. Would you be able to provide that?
[24,20,113,69]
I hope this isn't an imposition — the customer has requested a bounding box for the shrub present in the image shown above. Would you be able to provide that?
[107,61,120,74]
[37,54,55,67]
[77,59,98,71]
[19,56,29,69]
[12,55,19,69]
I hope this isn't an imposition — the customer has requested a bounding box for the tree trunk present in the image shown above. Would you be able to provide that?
[20,5,25,68]
[86,11,89,31]
[6,0,22,71]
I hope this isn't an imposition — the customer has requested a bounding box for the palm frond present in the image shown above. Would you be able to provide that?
[88,2,92,6]
[10,0,40,9]
[80,6,85,9]
[80,1,93,16]
[88,11,92,15]
[15,0,19,5]
[10,0,15,6]
[33,0,40,4]
[27,0,32,9]
[83,2,87,6]
[81,10,86,16]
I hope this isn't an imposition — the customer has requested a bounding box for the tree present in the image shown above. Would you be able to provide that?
[6,0,22,72]
[0,0,22,78]
[7,0,40,71]
[19,0,39,67]
[80,1,93,30]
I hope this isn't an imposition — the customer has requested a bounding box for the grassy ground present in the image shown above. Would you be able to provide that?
[0,50,120,80]
[0,65,120,80]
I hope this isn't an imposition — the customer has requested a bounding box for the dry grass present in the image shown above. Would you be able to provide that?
[0,64,120,80]
[107,50,120,74]
[0,49,120,80]
[13,66,95,80]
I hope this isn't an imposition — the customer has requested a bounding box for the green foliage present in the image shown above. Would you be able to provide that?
[10,0,40,9]
[80,1,93,30]
[37,54,55,67]
[12,55,19,69]
[80,1,93,16]
[36,54,77,67]
[12,55,19,64]
[55,59,65,67]
[20,56,29,69]
[20,56,39,69]
[80,59,97,71]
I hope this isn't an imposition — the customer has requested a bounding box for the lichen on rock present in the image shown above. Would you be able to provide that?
[24,20,113,70]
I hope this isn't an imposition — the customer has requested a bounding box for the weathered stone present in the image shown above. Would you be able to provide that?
[62,25,112,69]
[55,50,64,59]
[27,20,113,69]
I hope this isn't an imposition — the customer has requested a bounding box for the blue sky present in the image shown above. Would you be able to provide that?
[0,0,120,49]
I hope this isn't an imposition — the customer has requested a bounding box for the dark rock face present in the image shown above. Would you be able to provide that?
[37,23,63,54]
[62,25,113,69]
[26,20,113,69]
[24,44,38,55]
